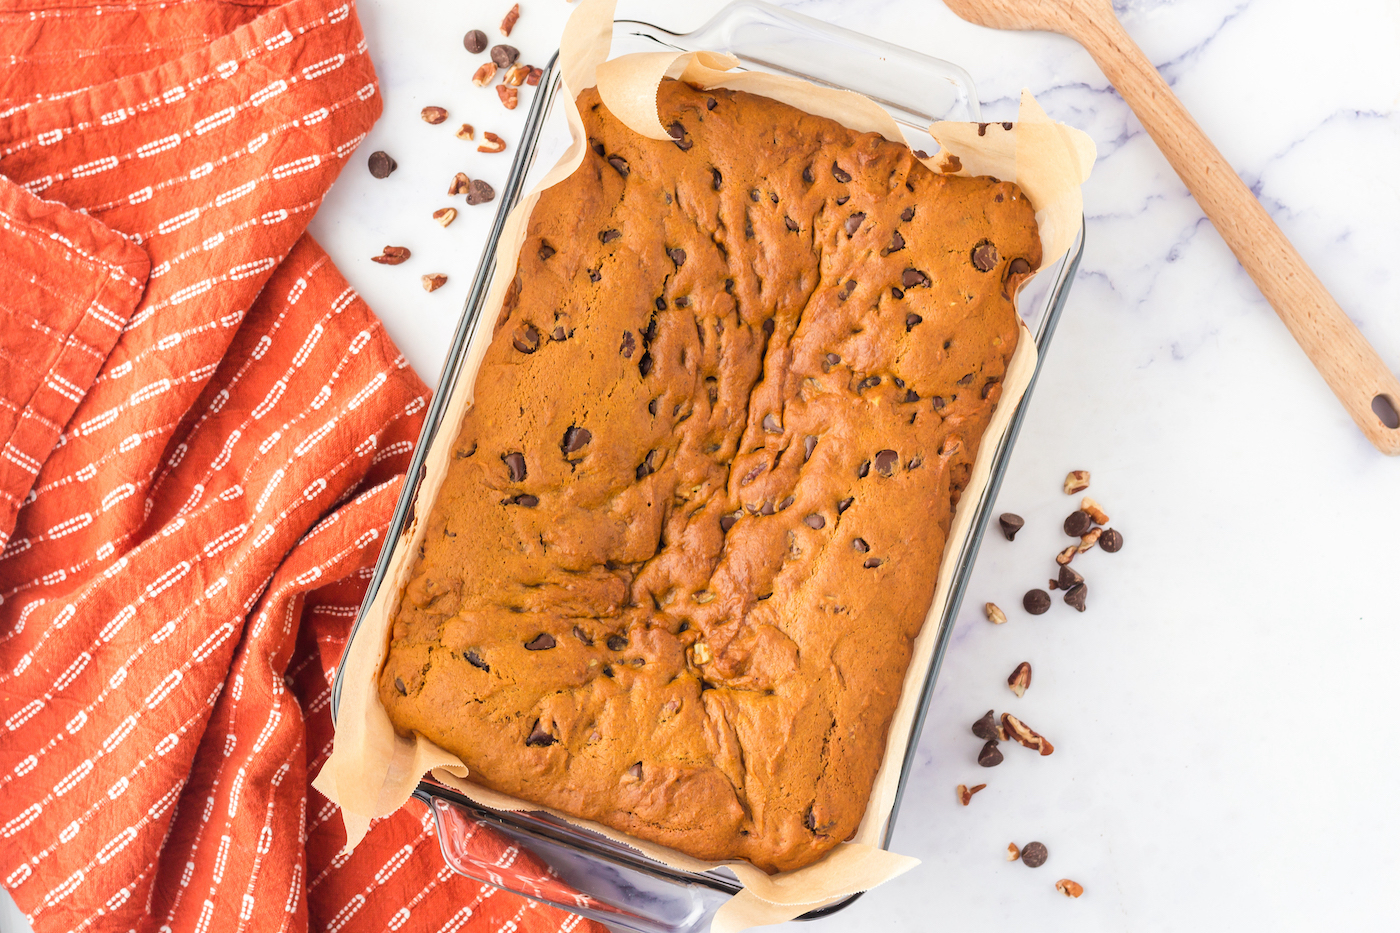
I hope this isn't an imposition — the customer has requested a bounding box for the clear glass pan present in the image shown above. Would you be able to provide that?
[333,3,1085,930]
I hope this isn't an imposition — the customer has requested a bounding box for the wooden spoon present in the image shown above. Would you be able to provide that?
[943,0,1400,454]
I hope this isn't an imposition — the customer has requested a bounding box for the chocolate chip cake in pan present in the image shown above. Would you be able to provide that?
[379,79,1041,874]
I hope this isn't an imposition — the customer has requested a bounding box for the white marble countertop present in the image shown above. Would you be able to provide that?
[7,1,1393,931]
[311,0,1400,930]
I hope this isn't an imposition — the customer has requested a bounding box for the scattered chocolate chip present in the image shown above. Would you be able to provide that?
[654,296,667,311]
[972,710,999,740]
[502,451,527,482]
[371,245,410,265]
[571,626,593,646]
[600,228,620,243]
[626,761,643,780]
[1058,564,1083,589]
[525,633,556,650]
[490,44,519,68]
[607,155,630,176]
[1020,842,1048,868]
[762,413,782,433]
[512,324,539,353]
[1063,510,1093,536]
[394,676,406,695]
[803,435,817,461]
[1063,582,1087,612]
[464,29,488,53]
[874,449,899,476]
[857,375,881,392]
[421,105,448,125]
[844,212,865,236]
[667,122,692,150]
[525,719,555,747]
[837,497,854,514]
[368,150,397,178]
[465,179,494,205]
[852,537,869,553]
[804,514,825,530]
[606,634,628,651]
[971,240,999,272]
[831,162,851,183]
[902,268,931,288]
[977,740,1003,767]
[536,242,556,262]
[1023,589,1051,615]
[667,247,686,266]
[1099,528,1124,552]
[835,195,849,206]
[466,650,489,672]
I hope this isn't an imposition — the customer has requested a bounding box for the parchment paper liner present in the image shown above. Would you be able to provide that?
[315,2,1094,929]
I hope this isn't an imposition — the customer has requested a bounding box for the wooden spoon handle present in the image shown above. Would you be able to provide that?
[1067,14,1400,453]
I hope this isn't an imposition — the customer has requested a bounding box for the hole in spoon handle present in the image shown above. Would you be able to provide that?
[1371,394,1400,430]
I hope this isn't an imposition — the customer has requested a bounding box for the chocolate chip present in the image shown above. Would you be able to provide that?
[368,150,397,178]
[824,353,840,372]
[835,195,849,206]
[884,231,905,255]
[638,352,653,377]
[803,435,817,461]
[996,512,1030,540]
[892,287,905,300]
[857,375,880,391]
[394,676,407,695]
[1063,510,1092,536]
[863,557,883,568]
[711,168,723,190]
[465,179,494,205]
[667,248,686,266]
[600,228,620,243]
[837,497,854,513]
[762,413,782,433]
[1099,528,1124,552]
[464,29,487,53]
[635,449,657,480]
[513,494,538,507]
[931,396,945,409]
[900,206,915,221]
[1058,564,1083,589]
[762,318,775,336]
[668,122,692,150]
[551,326,566,341]
[466,650,489,672]
[620,331,635,358]
[784,216,799,232]
[538,242,555,260]
[502,451,527,482]
[1023,589,1051,615]
[607,634,628,651]
[490,44,519,68]
[627,762,643,780]
[1063,582,1087,612]
[760,499,775,516]
[562,426,592,457]
[572,626,593,646]
[1020,842,1048,868]
[972,710,998,741]
[838,280,857,301]
[858,460,870,478]
[803,805,816,831]
[778,496,794,511]
[903,389,919,403]
[1004,256,1032,296]
[607,155,630,176]
[740,463,765,486]
[655,296,667,311]
[804,514,825,530]
[971,240,999,272]
[588,268,601,283]
[852,538,869,553]
[525,719,555,747]
[707,97,718,110]
[902,268,930,288]
[905,312,922,331]
[512,324,539,354]
[874,449,898,476]
[831,162,851,183]
[844,212,865,236]
[720,513,738,532]
[802,165,815,183]
[525,633,556,650]
[978,740,1004,767]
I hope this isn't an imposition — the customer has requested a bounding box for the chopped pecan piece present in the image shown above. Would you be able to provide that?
[1001,712,1054,756]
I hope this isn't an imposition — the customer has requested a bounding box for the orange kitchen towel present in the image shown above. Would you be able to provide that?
[0,2,604,932]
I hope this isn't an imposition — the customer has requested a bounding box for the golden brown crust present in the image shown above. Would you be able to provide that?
[379,81,1040,873]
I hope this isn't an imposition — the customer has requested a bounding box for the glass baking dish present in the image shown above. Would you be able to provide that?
[331,3,1085,930]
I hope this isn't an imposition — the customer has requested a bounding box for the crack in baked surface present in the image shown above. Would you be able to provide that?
[379,80,1040,873]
